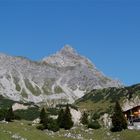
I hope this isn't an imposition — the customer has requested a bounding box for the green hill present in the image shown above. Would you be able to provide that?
[75,84,140,114]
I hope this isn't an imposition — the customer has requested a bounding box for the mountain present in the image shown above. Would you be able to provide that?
[75,83,140,113]
[0,45,121,106]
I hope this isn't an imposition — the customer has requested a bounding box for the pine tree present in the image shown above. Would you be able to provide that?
[80,111,88,125]
[57,109,64,128]
[40,108,47,124]
[111,101,127,132]
[5,106,14,122]
[62,104,73,130]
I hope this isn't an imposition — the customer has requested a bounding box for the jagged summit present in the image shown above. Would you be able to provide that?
[0,45,122,105]
[59,45,77,54]
[42,45,93,67]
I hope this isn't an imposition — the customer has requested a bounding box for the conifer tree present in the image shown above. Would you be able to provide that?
[80,111,88,125]
[40,108,46,124]
[62,104,73,130]
[57,109,64,128]
[111,101,127,132]
[5,106,14,122]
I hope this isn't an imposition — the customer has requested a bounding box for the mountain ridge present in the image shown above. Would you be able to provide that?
[0,45,122,105]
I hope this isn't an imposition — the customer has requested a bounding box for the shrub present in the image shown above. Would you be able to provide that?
[38,108,60,132]
[47,118,60,132]
[14,114,21,120]
[92,113,100,120]
[88,120,101,129]
[0,108,7,121]
[37,118,60,132]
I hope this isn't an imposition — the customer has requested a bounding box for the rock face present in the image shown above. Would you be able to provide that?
[70,108,82,125]
[122,96,140,111]
[12,103,28,111]
[0,45,121,105]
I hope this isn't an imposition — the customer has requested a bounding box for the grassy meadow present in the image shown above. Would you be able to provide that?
[0,120,140,140]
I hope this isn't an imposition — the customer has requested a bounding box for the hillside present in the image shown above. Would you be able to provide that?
[75,84,140,114]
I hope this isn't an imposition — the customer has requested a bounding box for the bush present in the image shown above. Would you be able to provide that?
[92,113,100,120]
[47,119,60,132]
[88,120,101,129]
[14,114,21,120]
[38,108,60,132]
[37,118,60,132]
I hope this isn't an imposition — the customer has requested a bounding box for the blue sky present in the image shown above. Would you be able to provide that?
[0,0,140,86]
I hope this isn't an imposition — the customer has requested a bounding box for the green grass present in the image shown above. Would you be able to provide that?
[0,121,73,140]
[0,131,11,140]
[0,121,140,140]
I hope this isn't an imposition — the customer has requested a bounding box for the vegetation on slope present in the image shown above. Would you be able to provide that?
[75,84,140,114]
[0,95,15,109]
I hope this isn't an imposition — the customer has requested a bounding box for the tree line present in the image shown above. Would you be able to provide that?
[37,104,73,132]
[0,106,19,122]
[0,101,128,133]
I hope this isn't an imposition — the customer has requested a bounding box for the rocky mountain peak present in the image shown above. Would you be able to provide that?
[0,45,122,105]
[42,45,93,67]
[59,45,77,55]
